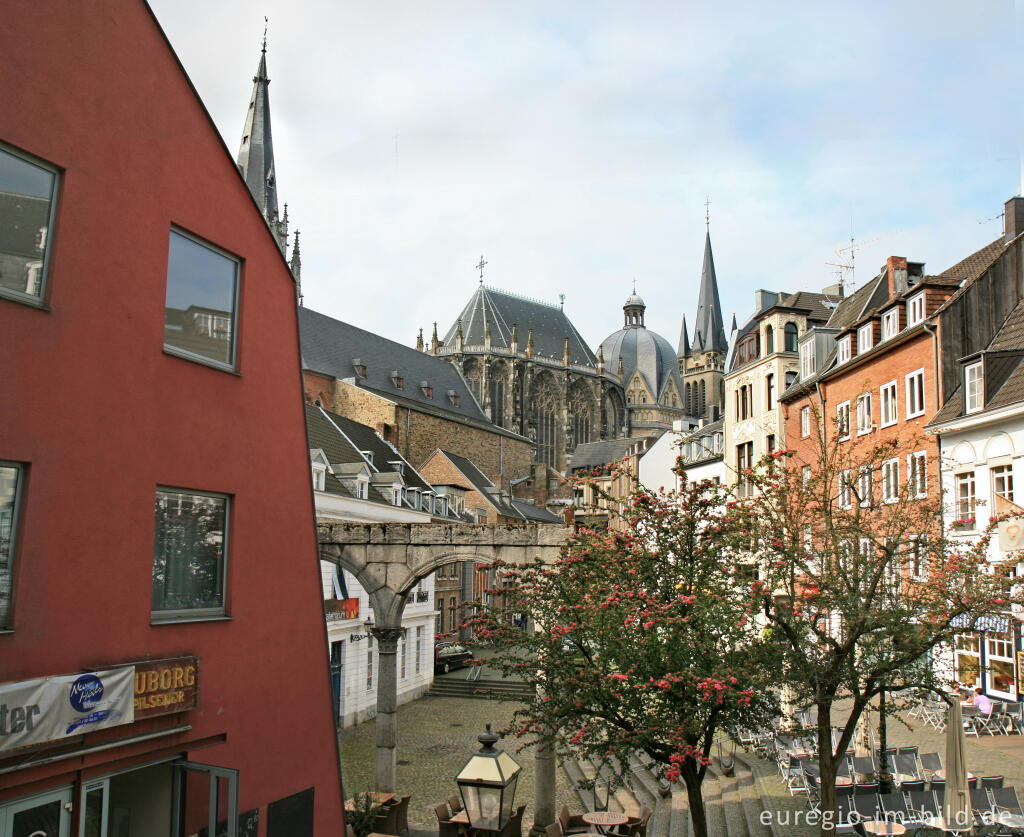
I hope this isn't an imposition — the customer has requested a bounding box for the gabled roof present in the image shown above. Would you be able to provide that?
[510,499,564,523]
[434,450,520,518]
[443,285,598,366]
[934,237,1007,315]
[825,276,885,332]
[568,438,645,472]
[299,308,527,441]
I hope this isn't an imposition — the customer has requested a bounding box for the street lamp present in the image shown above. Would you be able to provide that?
[456,724,522,833]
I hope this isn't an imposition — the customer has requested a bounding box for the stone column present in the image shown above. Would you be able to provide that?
[371,626,405,792]
[531,731,557,837]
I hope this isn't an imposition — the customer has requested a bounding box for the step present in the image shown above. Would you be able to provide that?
[668,788,689,837]
[716,761,750,837]
[589,755,638,814]
[627,752,672,800]
[616,754,660,809]
[732,757,772,837]
[701,773,727,837]
[561,755,596,812]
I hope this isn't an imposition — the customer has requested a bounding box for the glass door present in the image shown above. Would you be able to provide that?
[171,762,238,837]
[79,779,108,837]
[0,787,72,837]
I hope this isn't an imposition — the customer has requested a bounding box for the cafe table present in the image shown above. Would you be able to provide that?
[582,812,628,836]
[862,822,905,836]
[922,816,972,834]
[933,771,976,782]
[345,792,396,811]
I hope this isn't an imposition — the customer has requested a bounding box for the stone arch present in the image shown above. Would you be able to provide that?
[949,441,977,465]
[604,388,625,436]
[984,431,1015,460]
[784,322,799,352]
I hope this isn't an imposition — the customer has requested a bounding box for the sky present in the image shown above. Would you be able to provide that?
[149,0,1024,353]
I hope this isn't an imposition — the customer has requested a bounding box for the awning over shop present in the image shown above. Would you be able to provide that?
[951,613,1012,632]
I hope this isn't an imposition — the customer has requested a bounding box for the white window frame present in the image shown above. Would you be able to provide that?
[882,458,900,503]
[858,323,874,354]
[837,401,851,441]
[880,380,898,427]
[800,406,811,438]
[856,393,873,436]
[839,469,853,508]
[993,464,1015,505]
[837,335,851,364]
[0,461,25,630]
[910,535,929,580]
[857,466,873,507]
[955,471,976,524]
[800,341,815,379]
[907,292,925,326]
[882,308,900,340]
[802,465,812,488]
[311,464,326,491]
[907,451,927,498]
[905,369,926,418]
[965,361,984,413]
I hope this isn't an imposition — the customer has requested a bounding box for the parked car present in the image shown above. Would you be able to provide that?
[434,642,474,674]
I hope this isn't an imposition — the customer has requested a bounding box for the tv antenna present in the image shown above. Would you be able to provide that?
[825,231,898,295]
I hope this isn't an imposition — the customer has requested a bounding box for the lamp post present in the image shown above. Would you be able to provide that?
[456,724,522,834]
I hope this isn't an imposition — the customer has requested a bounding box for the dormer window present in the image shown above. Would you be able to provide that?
[965,361,984,413]
[356,476,369,499]
[882,308,899,340]
[311,464,326,491]
[837,335,851,365]
[388,460,405,476]
[857,323,874,354]
[800,340,815,379]
[361,451,374,466]
[448,390,459,406]
[907,292,925,326]
[391,370,404,389]
[420,382,433,399]
[352,358,367,377]
[392,485,402,506]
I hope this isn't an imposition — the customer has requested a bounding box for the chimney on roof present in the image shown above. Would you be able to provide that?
[821,282,844,299]
[1005,196,1024,245]
[754,290,779,313]
[886,256,909,296]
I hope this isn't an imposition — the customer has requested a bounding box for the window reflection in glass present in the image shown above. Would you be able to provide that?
[152,487,228,615]
[0,463,22,628]
[164,230,239,368]
[0,144,58,301]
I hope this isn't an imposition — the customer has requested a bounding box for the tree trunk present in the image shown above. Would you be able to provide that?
[817,704,837,837]
[682,762,708,837]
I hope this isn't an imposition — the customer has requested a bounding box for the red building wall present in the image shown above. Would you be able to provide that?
[1,1,343,833]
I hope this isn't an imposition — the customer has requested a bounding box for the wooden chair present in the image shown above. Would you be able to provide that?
[372,803,400,836]
[499,805,527,837]
[546,822,564,837]
[449,795,465,815]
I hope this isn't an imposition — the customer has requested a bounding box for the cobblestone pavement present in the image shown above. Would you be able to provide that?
[338,695,578,833]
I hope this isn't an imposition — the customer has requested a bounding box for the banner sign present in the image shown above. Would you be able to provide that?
[951,613,1012,633]
[134,657,198,719]
[0,667,135,752]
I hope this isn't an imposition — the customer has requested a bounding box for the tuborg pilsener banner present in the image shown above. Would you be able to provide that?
[0,667,135,752]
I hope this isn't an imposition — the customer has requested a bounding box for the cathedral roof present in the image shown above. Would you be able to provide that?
[599,289,683,401]
[443,285,599,366]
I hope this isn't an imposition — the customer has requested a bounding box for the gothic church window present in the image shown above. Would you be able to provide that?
[535,381,559,468]
[570,390,592,447]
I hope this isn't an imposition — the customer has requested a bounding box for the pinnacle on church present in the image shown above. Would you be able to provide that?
[416,328,424,352]
[677,314,691,359]
[692,230,728,355]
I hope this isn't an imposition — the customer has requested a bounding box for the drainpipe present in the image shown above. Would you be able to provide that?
[921,320,943,521]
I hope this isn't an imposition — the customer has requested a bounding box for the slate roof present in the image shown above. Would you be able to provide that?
[443,285,598,366]
[300,308,528,441]
[437,450,521,518]
[692,232,729,354]
[510,499,564,523]
[599,319,683,401]
[930,299,1024,425]
[934,237,1007,315]
[236,45,279,220]
[568,438,647,472]
[824,276,885,332]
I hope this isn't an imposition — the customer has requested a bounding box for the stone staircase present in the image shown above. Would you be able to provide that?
[558,748,776,837]
[427,677,535,701]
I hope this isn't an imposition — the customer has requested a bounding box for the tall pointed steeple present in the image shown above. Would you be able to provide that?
[693,231,728,355]
[238,31,278,222]
[677,314,691,359]
[289,229,302,304]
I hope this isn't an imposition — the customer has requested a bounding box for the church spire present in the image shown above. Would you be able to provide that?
[692,230,728,355]
[289,229,302,305]
[237,25,282,243]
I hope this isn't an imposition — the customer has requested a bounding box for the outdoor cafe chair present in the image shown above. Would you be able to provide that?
[546,823,564,837]
[852,756,877,779]
[853,793,881,825]
[962,703,983,737]
[855,782,879,798]
[835,797,861,836]
[906,790,940,823]
[893,753,922,782]
[557,804,590,835]
[899,780,925,794]
[970,788,995,829]
[1005,702,1024,735]
[449,796,464,815]
[373,802,400,835]
[436,803,461,837]
[878,792,912,823]
[929,779,945,795]
[836,756,853,779]
[393,795,411,835]
[976,702,1002,736]
[499,805,526,837]
[983,777,1007,790]
[919,752,942,777]
[992,787,1024,817]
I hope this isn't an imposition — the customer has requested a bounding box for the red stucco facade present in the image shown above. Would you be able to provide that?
[1,2,344,834]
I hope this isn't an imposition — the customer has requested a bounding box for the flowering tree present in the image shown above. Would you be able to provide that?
[472,467,775,837]
[737,420,1017,836]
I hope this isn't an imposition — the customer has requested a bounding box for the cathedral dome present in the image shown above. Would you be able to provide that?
[600,289,684,406]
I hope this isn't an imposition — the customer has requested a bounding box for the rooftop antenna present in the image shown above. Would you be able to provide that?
[476,255,488,284]
[559,293,566,310]
[261,16,268,54]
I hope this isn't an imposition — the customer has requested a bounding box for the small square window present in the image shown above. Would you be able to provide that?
[152,487,229,619]
[164,229,240,370]
[0,462,25,629]
[0,143,60,305]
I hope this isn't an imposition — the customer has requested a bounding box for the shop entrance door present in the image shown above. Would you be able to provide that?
[171,762,238,837]
[0,787,72,837]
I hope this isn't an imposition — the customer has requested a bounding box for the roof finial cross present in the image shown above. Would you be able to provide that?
[476,255,488,284]
[261,17,268,54]
[705,194,711,229]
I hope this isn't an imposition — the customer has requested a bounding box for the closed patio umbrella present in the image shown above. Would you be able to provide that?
[943,700,971,833]
[854,712,872,757]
